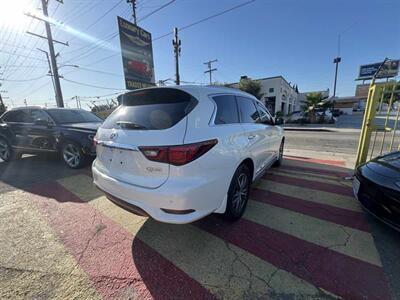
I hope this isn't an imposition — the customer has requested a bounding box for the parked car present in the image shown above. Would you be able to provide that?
[92,86,285,224]
[332,109,342,117]
[353,151,400,231]
[287,110,304,122]
[0,107,102,168]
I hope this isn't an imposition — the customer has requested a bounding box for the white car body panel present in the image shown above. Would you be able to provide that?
[92,85,284,224]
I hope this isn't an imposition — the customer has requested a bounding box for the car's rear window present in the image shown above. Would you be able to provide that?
[46,109,102,124]
[102,88,197,130]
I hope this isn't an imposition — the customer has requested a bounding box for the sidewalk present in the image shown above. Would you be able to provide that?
[284,149,356,169]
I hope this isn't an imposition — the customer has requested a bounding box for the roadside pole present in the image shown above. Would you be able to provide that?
[355,59,388,167]
[172,27,181,85]
[204,59,218,85]
[26,0,67,107]
[127,0,137,24]
[41,0,64,107]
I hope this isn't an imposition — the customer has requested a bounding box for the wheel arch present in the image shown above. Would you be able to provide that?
[240,158,255,183]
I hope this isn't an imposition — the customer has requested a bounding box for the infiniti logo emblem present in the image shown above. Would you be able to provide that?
[109,132,118,140]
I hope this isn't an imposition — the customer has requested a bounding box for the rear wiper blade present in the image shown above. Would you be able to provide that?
[116,121,147,130]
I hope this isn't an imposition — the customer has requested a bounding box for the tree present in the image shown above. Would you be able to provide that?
[238,77,264,100]
[302,92,324,123]
[91,103,117,119]
[213,81,232,88]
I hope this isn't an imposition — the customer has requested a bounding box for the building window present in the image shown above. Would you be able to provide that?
[269,88,274,93]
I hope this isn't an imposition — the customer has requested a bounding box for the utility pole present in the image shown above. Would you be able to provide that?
[0,92,4,111]
[24,99,28,107]
[127,0,137,24]
[204,59,218,85]
[72,96,81,109]
[172,27,181,85]
[37,48,57,101]
[26,0,66,107]
[42,0,64,107]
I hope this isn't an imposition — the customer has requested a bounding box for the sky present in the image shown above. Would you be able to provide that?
[0,0,399,109]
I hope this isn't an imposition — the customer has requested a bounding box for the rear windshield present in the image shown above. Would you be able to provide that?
[102,88,197,130]
[47,109,102,124]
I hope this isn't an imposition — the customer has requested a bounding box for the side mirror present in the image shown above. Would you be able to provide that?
[34,119,49,126]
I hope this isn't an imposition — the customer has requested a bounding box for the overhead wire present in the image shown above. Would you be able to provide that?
[61,77,126,91]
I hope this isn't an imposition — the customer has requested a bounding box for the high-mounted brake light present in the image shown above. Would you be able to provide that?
[139,139,218,166]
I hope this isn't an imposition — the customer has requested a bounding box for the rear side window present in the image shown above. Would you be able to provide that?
[3,110,32,123]
[212,95,239,124]
[237,96,260,123]
[102,88,197,130]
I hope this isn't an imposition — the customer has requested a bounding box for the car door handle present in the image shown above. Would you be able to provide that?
[248,135,256,140]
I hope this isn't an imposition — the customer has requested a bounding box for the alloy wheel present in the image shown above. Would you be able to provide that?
[63,144,81,168]
[0,139,10,161]
[232,173,248,214]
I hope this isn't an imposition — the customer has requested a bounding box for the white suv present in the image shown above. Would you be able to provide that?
[92,86,284,224]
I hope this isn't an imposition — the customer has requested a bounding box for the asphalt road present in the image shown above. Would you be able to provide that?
[285,131,360,155]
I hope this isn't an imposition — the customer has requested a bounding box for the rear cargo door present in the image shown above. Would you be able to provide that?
[95,88,197,189]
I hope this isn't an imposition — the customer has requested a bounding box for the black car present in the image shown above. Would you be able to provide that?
[0,107,102,168]
[354,151,400,231]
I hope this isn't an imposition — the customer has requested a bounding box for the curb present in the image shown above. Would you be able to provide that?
[283,127,336,132]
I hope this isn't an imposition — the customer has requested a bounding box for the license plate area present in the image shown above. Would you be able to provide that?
[97,145,114,168]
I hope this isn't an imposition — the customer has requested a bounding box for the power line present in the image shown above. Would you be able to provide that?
[137,0,176,22]
[59,0,174,62]
[1,75,48,82]
[67,0,124,44]
[153,0,256,41]
[0,49,47,62]
[61,77,126,91]
[61,0,257,70]
[78,66,123,77]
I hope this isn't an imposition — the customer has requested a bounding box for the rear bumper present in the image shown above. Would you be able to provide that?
[92,162,222,224]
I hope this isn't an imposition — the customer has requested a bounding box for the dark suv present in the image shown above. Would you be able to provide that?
[0,107,102,168]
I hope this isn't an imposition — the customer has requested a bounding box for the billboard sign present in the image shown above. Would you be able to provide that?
[117,16,155,89]
[357,60,399,80]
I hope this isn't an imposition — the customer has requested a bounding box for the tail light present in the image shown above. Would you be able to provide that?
[139,139,218,166]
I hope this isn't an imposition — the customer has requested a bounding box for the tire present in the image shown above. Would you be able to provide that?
[61,141,86,169]
[224,164,251,220]
[0,137,20,162]
[273,139,284,167]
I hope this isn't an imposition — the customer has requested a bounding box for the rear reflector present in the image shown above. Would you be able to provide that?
[139,139,218,166]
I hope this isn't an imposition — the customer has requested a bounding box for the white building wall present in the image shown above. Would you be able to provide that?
[230,76,299,116]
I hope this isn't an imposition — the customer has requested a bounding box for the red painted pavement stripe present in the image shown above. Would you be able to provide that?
[195,216,391,300]
[250,188,370,232]
[263,173,353,197]
[29,182,215,300]
[285,155,346,166]
[281,164,349,178]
